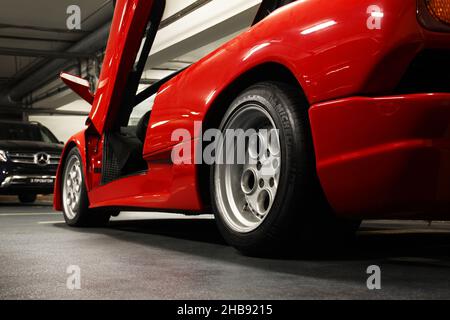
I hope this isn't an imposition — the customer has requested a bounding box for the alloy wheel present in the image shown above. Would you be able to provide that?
[62,155,83,219]
[214,104,281,233]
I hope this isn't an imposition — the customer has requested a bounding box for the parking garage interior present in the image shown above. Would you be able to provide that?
[0,0,450,300]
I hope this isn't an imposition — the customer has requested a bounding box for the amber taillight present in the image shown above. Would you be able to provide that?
[418,0,450,31]
[426,0,450,25]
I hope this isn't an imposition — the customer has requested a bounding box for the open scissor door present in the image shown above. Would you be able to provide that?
[88,0,165,134]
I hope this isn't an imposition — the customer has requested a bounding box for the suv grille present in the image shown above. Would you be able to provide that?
[8,152,61,166]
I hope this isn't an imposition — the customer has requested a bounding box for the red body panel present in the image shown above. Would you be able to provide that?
[143,0,449,156]
[89,0,155,133]
[60,73,94,104]
[310,93,450,219]
[55,0,450,218]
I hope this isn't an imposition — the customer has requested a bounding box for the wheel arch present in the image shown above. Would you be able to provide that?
[53,132,88,211]
[197,61,310,209]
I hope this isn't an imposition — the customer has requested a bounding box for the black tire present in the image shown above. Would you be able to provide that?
[61,148,111,227]
[18,193,37,204]
[210,81,359,256]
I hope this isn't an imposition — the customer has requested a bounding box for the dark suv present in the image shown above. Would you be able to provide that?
[0,121,63,203]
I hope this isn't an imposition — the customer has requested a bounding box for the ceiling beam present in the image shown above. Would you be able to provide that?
[0,23,87,34]
[0,47,93,59]
[0,35,76,44]
[0,104,89,116]
[159,0,213,29]
[140,78,159,85]
[150,67,181,71]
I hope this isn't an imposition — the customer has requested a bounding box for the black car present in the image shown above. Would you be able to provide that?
[0,120,63,203]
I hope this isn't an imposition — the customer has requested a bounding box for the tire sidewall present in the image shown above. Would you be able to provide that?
[211,82,310,253]
[62,148,89,226]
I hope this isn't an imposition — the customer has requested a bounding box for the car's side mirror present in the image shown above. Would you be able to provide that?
[60,72,94,105]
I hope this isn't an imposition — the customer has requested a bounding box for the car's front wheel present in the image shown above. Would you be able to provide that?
[62,148,110,227]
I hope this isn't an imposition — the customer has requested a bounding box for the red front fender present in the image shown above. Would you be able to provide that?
[53,130,88,211]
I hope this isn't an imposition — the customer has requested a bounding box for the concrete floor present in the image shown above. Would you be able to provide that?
[0,197,449,300]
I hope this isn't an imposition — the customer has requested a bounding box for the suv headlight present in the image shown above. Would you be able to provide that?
[0,150,7,162]
[419,0,450,32]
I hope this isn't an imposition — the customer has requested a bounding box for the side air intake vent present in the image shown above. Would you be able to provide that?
[395,49,450,94]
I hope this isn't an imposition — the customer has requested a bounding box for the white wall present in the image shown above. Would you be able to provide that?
[29,99,89,142]
[29,114,87,142]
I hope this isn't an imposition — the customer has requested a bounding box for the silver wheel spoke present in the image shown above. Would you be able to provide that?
[214,104,281,233]
[62,155,83,220]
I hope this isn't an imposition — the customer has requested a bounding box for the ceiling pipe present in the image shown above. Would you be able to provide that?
[0,35,76,43]
[29,109,90,116]
[0,22,87,34]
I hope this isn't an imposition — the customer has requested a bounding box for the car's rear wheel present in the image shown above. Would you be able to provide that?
[210,81,359,256]
[18,193,37,204]
[62,148,110,227]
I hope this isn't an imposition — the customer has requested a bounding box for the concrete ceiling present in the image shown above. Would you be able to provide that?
[0,0,261,118]
[0,0,113,106]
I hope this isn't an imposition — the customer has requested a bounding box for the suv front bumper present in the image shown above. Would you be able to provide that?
[0,174,56,195]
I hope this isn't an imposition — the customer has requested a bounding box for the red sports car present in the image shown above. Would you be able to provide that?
[54,0,450,255]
